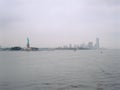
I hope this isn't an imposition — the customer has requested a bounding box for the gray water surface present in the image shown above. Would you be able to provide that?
[0,50,120,90]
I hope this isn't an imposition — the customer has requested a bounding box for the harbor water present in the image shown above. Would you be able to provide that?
[0,50,120,90]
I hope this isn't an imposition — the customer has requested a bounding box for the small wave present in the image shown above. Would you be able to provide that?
[96,87,104,90]
[42,83,52,85]
[0,82,13,90]
[57,84,93,90]
[96,83,104,90]
[0,83,9,86]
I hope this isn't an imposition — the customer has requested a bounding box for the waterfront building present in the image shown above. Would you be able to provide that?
[88,42,93,49]
[96,38,99,49]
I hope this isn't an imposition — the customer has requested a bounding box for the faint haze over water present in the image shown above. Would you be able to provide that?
[0,0,120,49]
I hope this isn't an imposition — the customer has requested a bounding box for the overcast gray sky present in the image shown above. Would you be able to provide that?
[0,0,120,48]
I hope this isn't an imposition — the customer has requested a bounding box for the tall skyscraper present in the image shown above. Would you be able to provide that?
[27,38,30,48]
[96,38,99,49]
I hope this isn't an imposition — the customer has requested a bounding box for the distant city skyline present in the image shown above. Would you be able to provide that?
[0,0,120,49]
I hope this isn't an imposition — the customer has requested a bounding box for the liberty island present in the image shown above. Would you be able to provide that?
[0,38,100,51]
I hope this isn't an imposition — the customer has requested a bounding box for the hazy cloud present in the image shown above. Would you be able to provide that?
[0,0,120,48]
